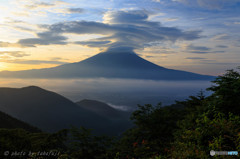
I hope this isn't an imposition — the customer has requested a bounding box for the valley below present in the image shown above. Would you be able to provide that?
[0,78,212,110]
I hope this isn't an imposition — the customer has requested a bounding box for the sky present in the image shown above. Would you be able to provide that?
[0,0,239,75]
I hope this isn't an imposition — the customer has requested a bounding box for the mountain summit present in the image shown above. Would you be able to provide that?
[0,51,214,80]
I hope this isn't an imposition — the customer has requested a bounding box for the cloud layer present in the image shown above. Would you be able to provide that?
[186,44,225,54]
[0,51,30,57]
[173,0,240,9]
[3,10,202,53]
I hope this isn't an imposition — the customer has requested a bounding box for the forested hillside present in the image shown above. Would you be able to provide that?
[0,111,40,133]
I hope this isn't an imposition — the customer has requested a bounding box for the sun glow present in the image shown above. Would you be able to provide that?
[0,62,6,70]
[0,48,9,52]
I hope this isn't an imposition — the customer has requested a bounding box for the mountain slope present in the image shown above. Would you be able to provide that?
[76,99,131,120]
[76,99,133,134]
[0,86,128,135]
[0,110,40,132]
[0,51,214,80]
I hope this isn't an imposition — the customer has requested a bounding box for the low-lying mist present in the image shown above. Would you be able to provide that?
[0,78,212,110]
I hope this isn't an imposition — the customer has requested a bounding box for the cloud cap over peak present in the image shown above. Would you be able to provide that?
[103,10,149,25]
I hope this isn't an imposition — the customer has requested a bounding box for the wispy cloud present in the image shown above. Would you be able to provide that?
[0,41,23,48]
[164,18,179,22]
[24,1,69,10]
[25,2,55,9]
[0,59,68,65]
[18,31,68,47]
[186,57,207,60]
[152,0,161,2]
[187,44,210,51]
[216,45,228,48]
[67,8,84,14]
[211,34,231,41]
[53,7,85,14]
[107,103,131,111]
[0,51,30,57]
[172,0,240,9]
[185,44,225,54]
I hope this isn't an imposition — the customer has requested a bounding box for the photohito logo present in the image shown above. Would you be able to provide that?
[210,150,238,156]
